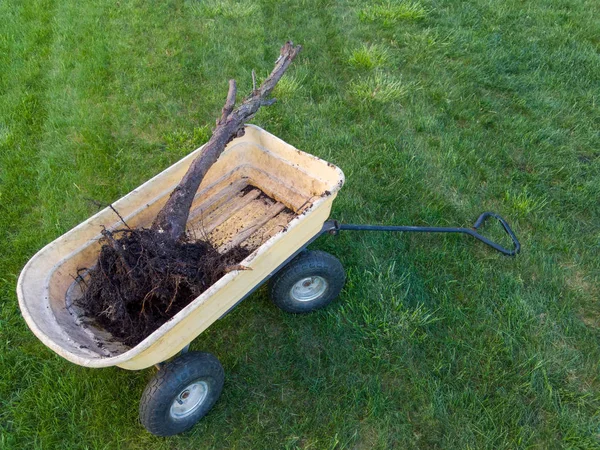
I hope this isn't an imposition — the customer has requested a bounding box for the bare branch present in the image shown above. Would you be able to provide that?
[218,79,237,125]
[261,98,277,107]
[152,42,302,240]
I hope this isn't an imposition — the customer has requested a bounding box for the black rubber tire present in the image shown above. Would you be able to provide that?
[139,351,224,436]
[268,250,345,313]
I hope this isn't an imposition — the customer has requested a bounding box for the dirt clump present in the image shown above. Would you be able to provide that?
[75,228,248,347]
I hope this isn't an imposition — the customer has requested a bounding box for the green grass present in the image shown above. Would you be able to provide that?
[358,2,427,25]
[349,71,411,103]
[348,44,390,70]
[1,0,599,448]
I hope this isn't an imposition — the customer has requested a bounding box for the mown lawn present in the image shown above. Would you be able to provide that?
[1,0,599,448]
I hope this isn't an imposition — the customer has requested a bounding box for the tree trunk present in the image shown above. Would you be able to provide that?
[151,42,302,241]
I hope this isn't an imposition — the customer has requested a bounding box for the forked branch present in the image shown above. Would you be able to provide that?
[152,42,302,240]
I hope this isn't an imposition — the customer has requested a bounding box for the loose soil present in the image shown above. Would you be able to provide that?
[75,229,249,347]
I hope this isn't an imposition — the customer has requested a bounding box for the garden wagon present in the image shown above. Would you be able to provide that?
[17,125,519,436]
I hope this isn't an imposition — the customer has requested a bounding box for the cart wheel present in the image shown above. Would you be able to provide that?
[269,250,345,313]
[139,351,224,436]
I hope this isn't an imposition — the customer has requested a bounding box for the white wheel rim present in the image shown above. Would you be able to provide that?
[290,276,328,302]
[169,380,209,419]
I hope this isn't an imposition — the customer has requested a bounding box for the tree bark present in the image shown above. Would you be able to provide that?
[151,42,302,241]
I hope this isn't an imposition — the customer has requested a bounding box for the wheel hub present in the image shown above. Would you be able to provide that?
[169,380,209,419]
[290,276,328,302]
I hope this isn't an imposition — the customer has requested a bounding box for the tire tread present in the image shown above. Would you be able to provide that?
[139,351,224,436]
[268,250,345,313]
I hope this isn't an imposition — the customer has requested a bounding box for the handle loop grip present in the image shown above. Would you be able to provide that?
[471,212,521,256]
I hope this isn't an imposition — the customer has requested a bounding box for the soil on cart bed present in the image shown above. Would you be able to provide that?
[75,186,297,348]
[75,229,250,347]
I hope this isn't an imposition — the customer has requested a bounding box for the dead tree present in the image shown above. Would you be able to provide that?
[151,41,302,241]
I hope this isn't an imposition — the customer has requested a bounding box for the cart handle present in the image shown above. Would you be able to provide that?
[324,212,521,256]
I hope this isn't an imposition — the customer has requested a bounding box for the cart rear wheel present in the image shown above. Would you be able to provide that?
[139,351,224,436]
[269,250,345,313]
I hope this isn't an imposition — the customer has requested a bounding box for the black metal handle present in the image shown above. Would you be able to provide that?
[470,212,521,256]
[324,211,521,256]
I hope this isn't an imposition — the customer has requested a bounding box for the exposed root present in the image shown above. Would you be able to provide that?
[75,229,249,347]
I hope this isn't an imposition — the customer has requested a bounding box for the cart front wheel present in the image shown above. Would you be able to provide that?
[269,250,345,313]
[139,351,224,436]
